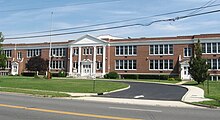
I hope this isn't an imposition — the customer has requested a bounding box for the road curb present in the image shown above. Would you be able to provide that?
[182,101,219,109]
[102,85,130,95]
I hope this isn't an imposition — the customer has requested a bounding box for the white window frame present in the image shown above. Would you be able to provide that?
[115,60,137,70]
[115,45,137,56]
[17,51,22,60]
[149,60,173,70]
[183,47,192,57]
[97,47,103,55]
[202,42,220,54]
[96,61,102,70]
[149,44,173,55]
[3,50,12,58]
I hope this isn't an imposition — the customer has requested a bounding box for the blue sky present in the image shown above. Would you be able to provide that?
[1,0,220,43]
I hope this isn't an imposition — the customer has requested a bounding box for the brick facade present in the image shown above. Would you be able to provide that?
[1,34,220,80]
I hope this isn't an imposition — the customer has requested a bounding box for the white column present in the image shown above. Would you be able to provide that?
[102,45,106,75]
[69,47,73,76]
[78,47,81,75]
[93,46,97,76]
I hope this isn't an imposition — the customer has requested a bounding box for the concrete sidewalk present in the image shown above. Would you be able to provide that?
[181,85,211,102]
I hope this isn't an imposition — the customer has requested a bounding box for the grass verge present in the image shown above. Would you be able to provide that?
[184,80,220,107]
[97,78,180,84]
[0,87,70,97]
[0,76,129,97]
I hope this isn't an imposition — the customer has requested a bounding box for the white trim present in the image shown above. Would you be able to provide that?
[69,47,73,75]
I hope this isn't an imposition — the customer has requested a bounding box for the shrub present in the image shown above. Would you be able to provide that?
[121,74,138,79]
[175,77,182,81]
[104,71,119,79]
[168,78,175,81]
[104,74,109,79]
[58,71,66,77]
[21,72,35,76]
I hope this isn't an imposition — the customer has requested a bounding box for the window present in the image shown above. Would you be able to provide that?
[202,43,206,53]
[116,60,119,69]
[164,60,169,69]
[27,49,41,58]
[213,59,217,69]
[97,47,103,55]
[115,60,136,70]
[155,60,158,69]
[51,48,66,57]
[159,60,163,69]
[149,44,173,55]
[202,43,220,54]
[124,46,128,55]
[96,61,102,70]
[184,47,192,57]
[218,43,220,53]
[207,43,211,53]
[3,50,12,58]
[206,59,220,70]
[5,61,11,69]
[169,60,173,69]
[116,46,119,55]
[73,62,78,69]
[155,45,158,54]
[169,45,173,54]
[150,60,154,69]
[50,61,65,69]
[212,43,217,53]
[150,45,154,54]
[149,60,173,70]
[164,45,168,54]
[115,45,137,56]
[207,59,211,69]
[83,48,92,55]
[218,59,220,69]
[73,48,78,55]
[129,60,133,69]
[129,46,132,54]
[159,45,163,54]
[17,51,22,60]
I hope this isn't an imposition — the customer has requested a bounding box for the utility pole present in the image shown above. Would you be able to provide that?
[48,12,53,79]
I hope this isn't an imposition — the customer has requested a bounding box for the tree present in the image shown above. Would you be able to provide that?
[189,40,209,84]
[0,32,7,69]
[26,56,48,74]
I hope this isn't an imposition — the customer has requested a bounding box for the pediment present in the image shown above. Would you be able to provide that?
[70,34,106,45]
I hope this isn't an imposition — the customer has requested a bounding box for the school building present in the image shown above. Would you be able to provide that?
[1,33,220,81]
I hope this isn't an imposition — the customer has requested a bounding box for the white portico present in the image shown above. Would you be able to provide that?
[68,35,107,78]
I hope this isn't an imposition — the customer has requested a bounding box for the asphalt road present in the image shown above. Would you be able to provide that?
[0,93,220,120]
[102,82,188,101]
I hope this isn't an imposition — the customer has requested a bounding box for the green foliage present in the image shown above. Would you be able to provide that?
[21,72,35,76]
[0,32,4,42]
[189,40,209,84]
[104,71,119,79]
[121,74,138,79]
[0,32,7,69]
[175,77,182,81]
[0,54,7,68]
[58,71,66,77]
[168,78,175,81]
[26,56,49,72]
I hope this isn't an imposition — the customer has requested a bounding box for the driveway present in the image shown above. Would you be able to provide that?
[102,82,188,101]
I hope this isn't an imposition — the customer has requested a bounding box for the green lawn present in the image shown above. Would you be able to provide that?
[0,76,128,97]
[97,78,180,84]
[184,80,220,107]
